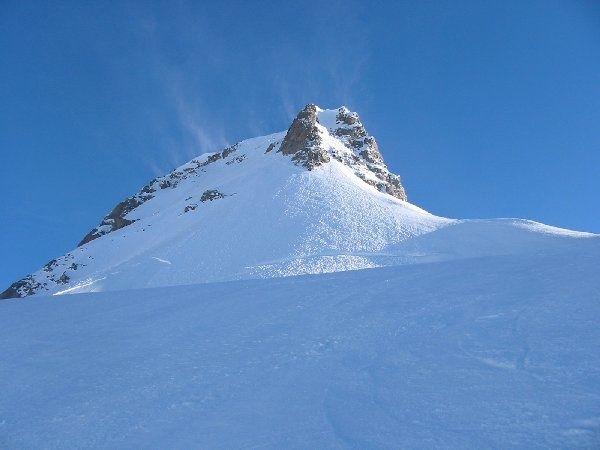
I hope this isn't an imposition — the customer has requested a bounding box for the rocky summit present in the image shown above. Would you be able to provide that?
[279,104,407,200]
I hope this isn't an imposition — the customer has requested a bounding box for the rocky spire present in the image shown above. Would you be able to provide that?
[280,104,407,201]
[278,104,330,170]
[329,107,407,201]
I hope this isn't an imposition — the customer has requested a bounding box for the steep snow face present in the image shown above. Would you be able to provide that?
[1,242,600,447]
[1,105,596,299]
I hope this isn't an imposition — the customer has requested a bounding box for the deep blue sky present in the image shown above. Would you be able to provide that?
[1,0,599,287]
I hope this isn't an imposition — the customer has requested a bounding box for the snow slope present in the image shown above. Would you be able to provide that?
[1,238,599,448]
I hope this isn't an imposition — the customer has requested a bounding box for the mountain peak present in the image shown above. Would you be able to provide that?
[279,104,407,201]
[279,104,330,169]
[1,104,414,299]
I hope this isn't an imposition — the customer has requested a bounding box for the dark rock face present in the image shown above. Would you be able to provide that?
[279,104,330,170]
[292,147,330,170]
[280,104,319,155]
[43,259,58,272]
[277,105,407,201]
[226,155,246,165]
[57,273,70,284]
[327,107,407,202]
[336,108,360,126]
[78,197,142,246]
[221,144,238,159]
[0,276,43,299]
[183,189,229,213]
[200,189,226,202]
[183,190,230,213]
[0,253,83,299]
[77,144,243,247]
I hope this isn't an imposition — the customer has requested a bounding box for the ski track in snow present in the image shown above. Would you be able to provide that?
[151,257,172,265]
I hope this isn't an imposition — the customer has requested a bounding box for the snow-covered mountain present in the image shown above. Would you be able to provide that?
[2,104,599,447]
[1,104,595,299]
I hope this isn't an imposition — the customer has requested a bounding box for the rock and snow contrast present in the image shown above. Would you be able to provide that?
[1,104,423,299]
[1,105,599,448]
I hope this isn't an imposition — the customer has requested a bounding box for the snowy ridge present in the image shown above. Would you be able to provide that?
[1,105,596,299]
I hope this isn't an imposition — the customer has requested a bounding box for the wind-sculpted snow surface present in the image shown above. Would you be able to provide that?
[1,239,599,448]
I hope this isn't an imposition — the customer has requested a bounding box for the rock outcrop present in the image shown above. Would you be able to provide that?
[326,107,407,201]
[78,197,143,246]
[279,104,330,170]
[200,189,227,202]
[78,144,242,246]
[280,105,407,201]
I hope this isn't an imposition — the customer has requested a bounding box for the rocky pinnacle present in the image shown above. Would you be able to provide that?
[280,104,407,201]
[279,104,331,170]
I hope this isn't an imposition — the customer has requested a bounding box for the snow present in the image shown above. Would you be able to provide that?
[1,237,599,447]
[512,219,597,237]
[315,106,341,130]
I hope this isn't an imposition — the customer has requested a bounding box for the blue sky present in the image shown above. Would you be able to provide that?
[1,0,599,287]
